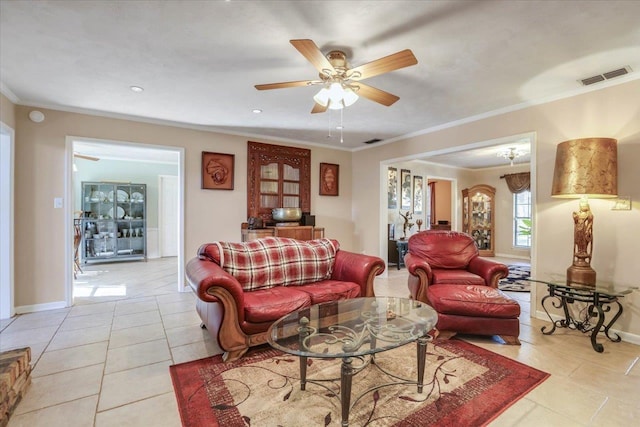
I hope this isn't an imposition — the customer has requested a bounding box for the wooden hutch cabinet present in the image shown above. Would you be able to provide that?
[247,141,311,225]
[462,184,496,257]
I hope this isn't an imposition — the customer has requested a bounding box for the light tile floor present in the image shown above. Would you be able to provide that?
[1,257,638,426]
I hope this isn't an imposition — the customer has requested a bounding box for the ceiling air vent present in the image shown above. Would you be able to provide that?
[579,66,632,86]
[363,138,382,144]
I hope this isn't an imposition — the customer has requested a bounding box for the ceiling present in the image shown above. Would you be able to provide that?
[2,1,639,168]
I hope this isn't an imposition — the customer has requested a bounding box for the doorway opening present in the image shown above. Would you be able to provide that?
[66,137,185,305]
[1,122,15,319]
[378,132,536,308]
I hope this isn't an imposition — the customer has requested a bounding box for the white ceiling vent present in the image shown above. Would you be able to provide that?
[579,66,632,86]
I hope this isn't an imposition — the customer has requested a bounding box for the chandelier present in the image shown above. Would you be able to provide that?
[497,147,524,166]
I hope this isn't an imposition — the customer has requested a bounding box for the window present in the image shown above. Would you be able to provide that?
[513,190,531,248]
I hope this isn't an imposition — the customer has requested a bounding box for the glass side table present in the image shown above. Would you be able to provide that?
[529,278,637,352]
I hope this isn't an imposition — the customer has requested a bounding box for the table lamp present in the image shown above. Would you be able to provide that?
[551,137,618,287]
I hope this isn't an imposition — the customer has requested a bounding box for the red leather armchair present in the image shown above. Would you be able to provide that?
[405,231,521,344]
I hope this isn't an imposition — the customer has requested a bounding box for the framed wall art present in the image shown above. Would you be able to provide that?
[413,175,423,215]
[387,167,398,209]
[400,169,412,210]
[202,152,234,190]
[319,162,339,196]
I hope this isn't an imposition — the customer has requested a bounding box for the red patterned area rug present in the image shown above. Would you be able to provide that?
[170,340,548,427]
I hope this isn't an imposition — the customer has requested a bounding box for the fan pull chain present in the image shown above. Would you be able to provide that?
[340,108,344,144]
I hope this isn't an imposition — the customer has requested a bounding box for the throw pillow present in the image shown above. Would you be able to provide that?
[215,237,337,291]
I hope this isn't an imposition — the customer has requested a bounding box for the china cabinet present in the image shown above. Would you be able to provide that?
[81,182,147,263]
[462,184,495,256]
[247,141,311,225]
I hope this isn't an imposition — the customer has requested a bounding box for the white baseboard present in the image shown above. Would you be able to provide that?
[16,300,68,315]
[534,310,640,346]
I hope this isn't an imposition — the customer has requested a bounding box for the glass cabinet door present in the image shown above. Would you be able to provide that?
[81,181,146,263]
[282,164,300,208]
[462,185,496,256]
[259,163,279,209]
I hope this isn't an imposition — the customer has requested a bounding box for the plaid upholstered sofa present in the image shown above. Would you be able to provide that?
[186,237,386,362]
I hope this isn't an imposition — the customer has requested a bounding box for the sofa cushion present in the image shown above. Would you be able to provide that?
[431,269,486,286]
[243,287,311,323]
[427,285,520,318]
[296,280,361,304]
[213,237,337,291]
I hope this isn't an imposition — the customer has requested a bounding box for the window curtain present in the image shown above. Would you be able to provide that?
[502,172,530,194]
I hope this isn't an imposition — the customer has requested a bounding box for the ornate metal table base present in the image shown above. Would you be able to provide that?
[540,283,624,352]
[268,298,438,427]
[297,337,429,427]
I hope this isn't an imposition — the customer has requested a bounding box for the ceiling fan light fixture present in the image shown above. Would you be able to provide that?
[327,101,344,110]
[328,82,344,104]
[314,82,358,110]
[313,87,330,107]
[342,87,358,107]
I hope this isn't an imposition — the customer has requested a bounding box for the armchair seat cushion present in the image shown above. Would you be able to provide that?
[243,287,311,324]
[431,269,486,286]
[296,280,361,304]
[428,285,520,319]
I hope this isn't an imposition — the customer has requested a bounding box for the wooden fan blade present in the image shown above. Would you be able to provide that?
[290,39,335,74]
[349,49,417,80]
[356,83,400,106]
[255,80,316,90]
[74,153,100,161]
[311,102,328,114]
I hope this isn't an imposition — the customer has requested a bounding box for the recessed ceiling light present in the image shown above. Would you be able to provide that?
[252,109,262,114]
[130,85,144,93]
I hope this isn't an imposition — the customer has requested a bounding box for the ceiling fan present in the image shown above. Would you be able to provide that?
[73,153,100,161]
[255,39,418,113]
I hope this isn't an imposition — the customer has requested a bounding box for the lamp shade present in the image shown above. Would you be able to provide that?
[313,87,330,106]
[551,138,618,198]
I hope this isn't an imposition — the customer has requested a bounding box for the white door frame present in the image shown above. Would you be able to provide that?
[0,122,15,319]
[158,174,179,258]
[65,136,187,305]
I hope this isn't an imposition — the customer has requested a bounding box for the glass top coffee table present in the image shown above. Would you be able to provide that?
[267,297,437,427]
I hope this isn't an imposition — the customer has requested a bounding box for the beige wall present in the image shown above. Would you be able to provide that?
[352,79,640,337]
[5,79,640,338]
[10,106,353,309]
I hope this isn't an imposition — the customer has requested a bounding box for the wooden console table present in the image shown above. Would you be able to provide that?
[241,225,324,242]
[531,279,636,352]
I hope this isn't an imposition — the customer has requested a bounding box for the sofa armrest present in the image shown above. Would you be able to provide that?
[185,258,246,319]
[467,257,510,288]
[331,250,385,297]
[404,252,434,303]
[404,252,433,279]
